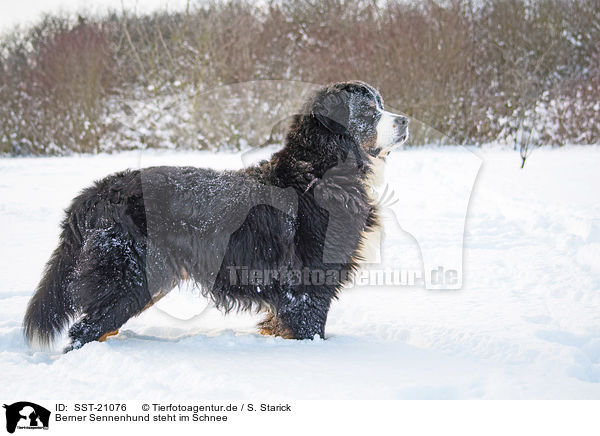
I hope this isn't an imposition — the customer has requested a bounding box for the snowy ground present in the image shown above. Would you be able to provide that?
[1,146,599,400]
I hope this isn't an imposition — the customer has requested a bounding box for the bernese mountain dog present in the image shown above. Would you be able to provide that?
[24,81,408,352]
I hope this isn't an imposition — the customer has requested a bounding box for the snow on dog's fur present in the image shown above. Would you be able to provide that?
[24,81,408,351]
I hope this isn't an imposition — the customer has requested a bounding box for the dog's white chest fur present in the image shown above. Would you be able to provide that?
[355,155,386,264]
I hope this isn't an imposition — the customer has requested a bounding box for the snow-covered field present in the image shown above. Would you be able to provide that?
[1,146,599,400]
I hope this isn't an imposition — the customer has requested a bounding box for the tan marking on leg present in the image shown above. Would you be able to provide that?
[258,312,296,339]
[141,289,171,312]
[98,330,119,342]
[180,267,190,281]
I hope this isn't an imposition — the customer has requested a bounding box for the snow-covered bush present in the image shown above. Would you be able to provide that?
[0,0,598,155]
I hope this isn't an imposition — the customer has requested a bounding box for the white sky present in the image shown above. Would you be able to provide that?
[0,0,191,33]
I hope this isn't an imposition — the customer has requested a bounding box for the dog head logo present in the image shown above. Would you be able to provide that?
[3,402,50,433]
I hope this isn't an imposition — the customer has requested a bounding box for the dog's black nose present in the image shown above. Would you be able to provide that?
[394,116,408,127]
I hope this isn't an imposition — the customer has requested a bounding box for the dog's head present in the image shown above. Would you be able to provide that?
[304,81,408,157]
[281,81,408,177]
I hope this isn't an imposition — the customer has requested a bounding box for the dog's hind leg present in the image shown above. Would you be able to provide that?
[64,227,154,352]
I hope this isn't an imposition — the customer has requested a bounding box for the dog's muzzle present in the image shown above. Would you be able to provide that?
[393,115,409,144]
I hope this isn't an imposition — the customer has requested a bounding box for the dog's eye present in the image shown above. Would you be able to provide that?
[362,109,376,119]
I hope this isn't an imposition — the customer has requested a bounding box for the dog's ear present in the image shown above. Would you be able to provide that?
[315,113,347,135]
[313,91,350,135]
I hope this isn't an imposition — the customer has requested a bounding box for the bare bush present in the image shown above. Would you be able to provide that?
[0,0,598,155]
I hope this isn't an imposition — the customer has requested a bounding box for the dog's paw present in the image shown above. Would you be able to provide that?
[258,313,296,339]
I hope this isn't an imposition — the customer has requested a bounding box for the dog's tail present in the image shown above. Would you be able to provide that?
[24,225,79,349]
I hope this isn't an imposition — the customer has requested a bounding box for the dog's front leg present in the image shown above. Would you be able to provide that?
[274,290,332,340]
